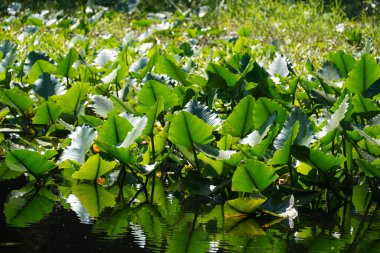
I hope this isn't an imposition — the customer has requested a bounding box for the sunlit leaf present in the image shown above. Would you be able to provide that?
[232,159,278,192]
[32,101,63,124]
[72,154,117,181]
[168,111,214,148]
[222,95,255,137]
[344,53,380,95]
[6,149,56,178]
[60,125,97,164]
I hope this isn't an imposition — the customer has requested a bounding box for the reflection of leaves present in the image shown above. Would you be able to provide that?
[167,229,209,253]
[224,217,265,237]
[72,184,116,217]
[93,208,129,238]
[4,186,56,227]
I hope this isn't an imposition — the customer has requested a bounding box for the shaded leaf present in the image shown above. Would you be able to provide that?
[33,73,66,100]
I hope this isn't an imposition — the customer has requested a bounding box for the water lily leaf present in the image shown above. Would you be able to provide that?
[60,125,97,164]
[137,80,177,112]
[72,184,116,217]
[291,145,345,172]
[56,47,79,78]
[155,54,190,86]
[329,50,356,78]
[91,95,114,118]
[253,97,287,129]
[316,94,349,141]
[222,95,255,137]
[58,82,89,114]
[0,87,33,114]
[232,159,278,192]
[168,111,215,149]
[268,54,289,77]
[344,53,380,95]
[6,149,56,178]
[72,154,117,181]
[184,100,222,127]
[97,115,132,145]
[224,196,267,217]
[33,73,66,100]
[4,186,56,227]
[32,101,63,124]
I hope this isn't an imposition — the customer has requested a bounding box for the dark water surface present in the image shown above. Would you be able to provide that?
[1,177,379,253]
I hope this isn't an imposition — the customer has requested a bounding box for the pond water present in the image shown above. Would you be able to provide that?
[1,176,379,253]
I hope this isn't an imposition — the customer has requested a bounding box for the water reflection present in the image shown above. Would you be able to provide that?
[0,180,379,253]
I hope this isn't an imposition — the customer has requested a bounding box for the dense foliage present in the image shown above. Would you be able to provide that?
[0,0,379,237]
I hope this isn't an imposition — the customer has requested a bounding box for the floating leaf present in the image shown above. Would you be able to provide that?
[72,154,117,181]
[232,159,278,192]
[6,149,56,178]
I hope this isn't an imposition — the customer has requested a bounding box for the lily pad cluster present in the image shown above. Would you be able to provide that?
[0,2,379,225]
